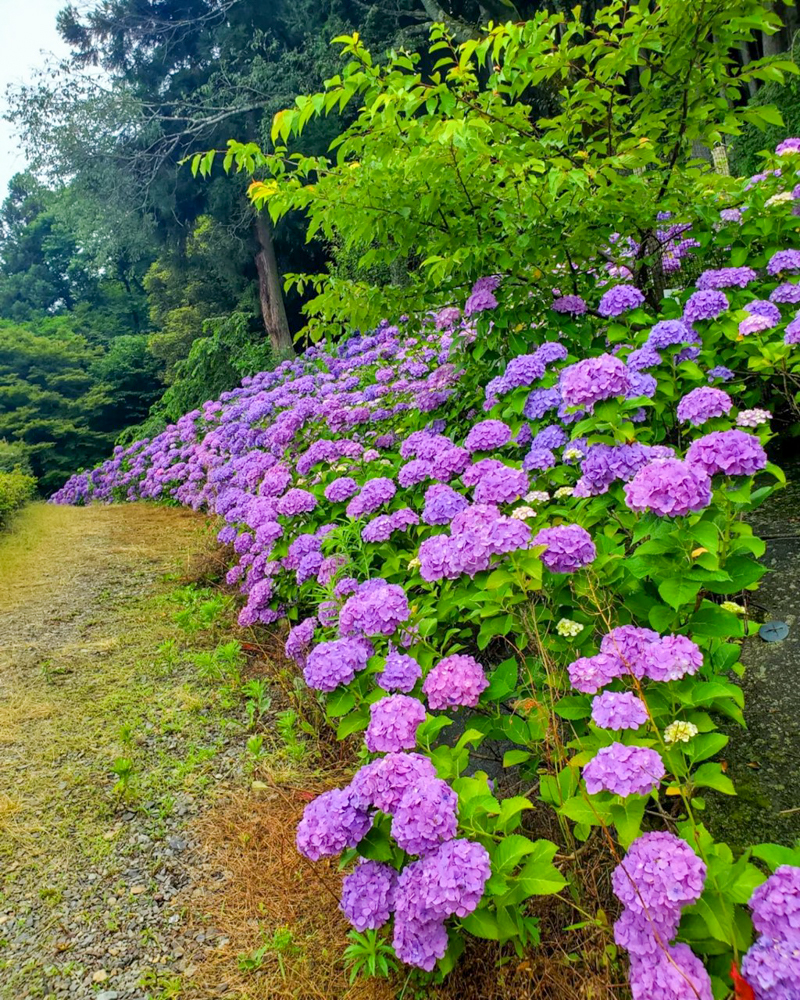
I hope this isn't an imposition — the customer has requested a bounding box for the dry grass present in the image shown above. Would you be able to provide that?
[185,788,397,1000]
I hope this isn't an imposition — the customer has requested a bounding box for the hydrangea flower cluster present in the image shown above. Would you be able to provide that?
[742,866,800,998]
[613,833,711,1000]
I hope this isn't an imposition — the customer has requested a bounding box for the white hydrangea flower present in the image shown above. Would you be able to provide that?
[564,448,584,462]
[736,408,771,428]
[766,191,793,207]
[510,505,537,520]
[720,601,745,615]
[525,490,550,503]
[664,720,699,744]
[407,557,421,570]
[556,618,584,638]
[554,486,575,499]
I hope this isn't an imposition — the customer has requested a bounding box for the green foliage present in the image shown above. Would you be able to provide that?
[217,1,793,340]
[0,469,36,528]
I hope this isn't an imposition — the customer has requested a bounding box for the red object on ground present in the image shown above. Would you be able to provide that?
[731,960,755,1000]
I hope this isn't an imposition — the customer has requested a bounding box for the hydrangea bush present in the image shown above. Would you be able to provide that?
[54,104,800,1000]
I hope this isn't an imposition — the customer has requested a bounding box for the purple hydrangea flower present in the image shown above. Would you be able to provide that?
[600,625,659,678]
[629,944,713,1000]
[339,580,410,637]
[707,365,734,382]
[776,137,800,155]
[786,315,800,344]
[304,637,371,692]
[522,446,557,472]
[697,267,757,290]
[422,484,469,525]
[402,839,492,920]
[392,913,448,970]
[749,866,800,944]
[770,282,800,304]
[391,778,459,855]
[583,743,665,796]
[285,616,316,668]
[464,287,498,316]
[276,488,318,516]
[296,787,372,860]
[742,935,800,999]
[768,249,800,276]
[524,387,561,420]
[624,459,712,517]
[591,691,648,730]
[473,465,529,505]
[598,284,646,317]
[362,752,437,814]
[552,294,587,315]
[532,424,568,450]
[347,477,397,518]
[340,859,397,931]
[683,289,729,323]
[423,654,488,709]
[398,459,435,488]
[627,346,662,370]
[533,524,596,573]
[643,634,703,682]
[361,514,394,543]
[567,652,623,694]
[646,319,694,349]
[464,419,513,453]
[613,831,707,919]
[740,313,775,336]
[686,429,768,477]
[365,695,427,752]
[676,386,733,426]
[745,299,782,325]
[560,354,631,409]
[377,647,422,693]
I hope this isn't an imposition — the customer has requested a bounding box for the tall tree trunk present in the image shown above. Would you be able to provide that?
[762,4,784,57]
[254,213,292,355]
[739,42,758,98]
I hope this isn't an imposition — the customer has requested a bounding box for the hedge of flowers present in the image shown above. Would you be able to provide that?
[52,142,800,996]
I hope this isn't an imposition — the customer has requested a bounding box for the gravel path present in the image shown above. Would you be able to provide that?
[0,503,244,1000]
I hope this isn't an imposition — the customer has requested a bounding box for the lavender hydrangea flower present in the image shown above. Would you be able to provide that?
[340,859,397,931]
[627,345,662,370]
[404,839,492,919]
[683,289,729,323]
[598,284,646,317]
[745,299,782,325]
[676,386,733,425]
[422,483,469,525]
[346,477,397,518]
[473,465,529,505]
[624,459,712,517]
[363,752,438,813]
[768,249,800,276]
[697,267,757,290]
[524,387,561,420]
[600,625,659,677]
[786,315,800,344]
[567,652,623,694]
[276,487,318,516]
[646,319,694,349]
[770,281,800,304]
[686,429,768,477]
[377,647,422,693]
[304,637,371,692]
[740,313,775,336]
[583,743,665,796]
[776,137,800,155]
[560,354,631,409]
[749,866,800,944]
[643,634,703,682]
[365,695,427,752]
[532,523,596,573]
[707,365,734,382]
[742,935,800,1000]
[464,287,498,316]
[392,913,448,970]
[296,787,373,860]
[423,654,488,709]
[591,691,648,730]
[464,419,512,453]
[532,424,568,450]
[552,294,587,315]
[391,778,459,855]
[628,944,713,1000]
[522,446,557,472]
[613,830,707,922]
[285,616,316,668]
[339,580,410,637]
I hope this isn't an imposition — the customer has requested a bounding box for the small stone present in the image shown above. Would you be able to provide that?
[130,886,145,895]
[92,970,109,983]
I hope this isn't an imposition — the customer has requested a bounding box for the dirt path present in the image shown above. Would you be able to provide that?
[0,502,243,1000]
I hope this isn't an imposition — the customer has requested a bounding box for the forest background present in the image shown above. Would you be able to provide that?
[1,0,799,493]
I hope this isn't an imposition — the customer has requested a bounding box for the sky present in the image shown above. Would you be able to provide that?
[0,0,70,197]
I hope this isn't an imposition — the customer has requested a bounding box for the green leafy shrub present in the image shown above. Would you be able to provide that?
[0,468,36,528]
